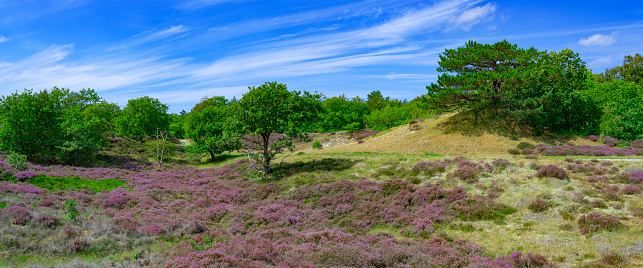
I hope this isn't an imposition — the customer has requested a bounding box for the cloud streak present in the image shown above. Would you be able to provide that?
[579,33,616,46]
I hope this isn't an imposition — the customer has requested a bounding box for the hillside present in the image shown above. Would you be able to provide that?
[304,112,596,157]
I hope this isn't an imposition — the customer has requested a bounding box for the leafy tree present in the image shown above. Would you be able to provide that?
[185,96,240,161]
[232,82,322,176]
[82,101,120,136]
[427,40,542,113]
[585,80,643,140]
[595,53,643,85]
[318,95,368,132]
[366,90,400,112]
[0,88,105,163]
[115,96,170,142]
[169,113,187,139]
[0,89,62,160]
[364,104,417,130]
[512,49,600,134]
[428,40,598,134]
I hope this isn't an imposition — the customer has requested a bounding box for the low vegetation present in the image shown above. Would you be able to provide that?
[0,41,642,267]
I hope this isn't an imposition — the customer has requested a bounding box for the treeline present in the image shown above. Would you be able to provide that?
[428,40,643,140]
[0,40,641,169]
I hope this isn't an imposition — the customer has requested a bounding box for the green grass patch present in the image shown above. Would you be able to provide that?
[27,175,126,193]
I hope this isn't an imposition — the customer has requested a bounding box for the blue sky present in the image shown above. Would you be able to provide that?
[0,0,641,113]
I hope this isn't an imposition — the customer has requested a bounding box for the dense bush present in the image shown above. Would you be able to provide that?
[577,212,624,235]
[535,165,568,180]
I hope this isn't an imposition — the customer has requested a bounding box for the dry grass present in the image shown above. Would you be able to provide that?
[299,112,601,157]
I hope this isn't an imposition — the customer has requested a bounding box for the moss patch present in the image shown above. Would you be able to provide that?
[27,175,126,193]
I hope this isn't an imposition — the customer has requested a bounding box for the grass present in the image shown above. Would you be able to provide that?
[27,175,126,193]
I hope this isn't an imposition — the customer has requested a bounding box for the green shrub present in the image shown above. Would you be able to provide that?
[6,152,28,171]
[517,142,535,150]
[64,199,79,222]
[312,140,322,149]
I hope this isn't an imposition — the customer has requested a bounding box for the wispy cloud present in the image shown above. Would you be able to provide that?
[176,0,251,10]
[446,2,496,31]
[109,25,189,51]
[0,0,494,108]
[384,73,437,80]
[578,33,616,46]
[588,56,613,67]
[0,36,7,43]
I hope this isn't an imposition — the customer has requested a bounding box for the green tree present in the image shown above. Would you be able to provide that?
[585,80,643,140]
[366,90,400,112]
[428,40,598,134]
[185,96,240,161]
[595,53,643,85]
[0,88,105,163]
[115,96,170,142]
[232,82,322,176]
[318,95,368,132]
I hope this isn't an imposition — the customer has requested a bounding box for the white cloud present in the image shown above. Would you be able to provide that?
[384,73,437,80]
[446,3,496,31]
[176,0,251,9]
[109,25,189,51]
[588,56,613,67]
[579,33,616,46]
[0,36,7,43]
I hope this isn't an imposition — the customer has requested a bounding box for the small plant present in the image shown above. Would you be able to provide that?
[517,142,535,150]
[312,140,322,149]
[577,212,624,235]
[64,199,80,223]
[189,234,233,251]
[601,251,627,266]
[6,152,28,171]
[535,165,568,180]
[528,198,550,213]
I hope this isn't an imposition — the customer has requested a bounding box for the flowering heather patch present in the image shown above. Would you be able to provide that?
[622,185,641,195]
[528,198,550,213]
[535,165,568,180]
[601,136,620,147]
[577,212,625,235]
[631,139,643,148]
[447,161,492,183]
[14,170,38,181]
[491,158,510,170]
[410,160,447,176]
[350,129,380,140]
[531,143,643,157]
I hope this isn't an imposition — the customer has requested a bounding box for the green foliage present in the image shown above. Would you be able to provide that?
[427,40,599,135]
[232,82,323,175]
[595,53,643,85]
[189,234,233,251]
[6,152,28,171]
[318,95,367,132]
[144,140,178,158]
[364,105,417,131]
[599,98,643,141]
[115,96,170,142]
[63,199,79,222]
[26,175,126,193]
[366,90,401,113]
[312,140,322,149]
[185,96,240,161]
[584,80,643,140]
[169,113,187,139]
[0,88,105,163]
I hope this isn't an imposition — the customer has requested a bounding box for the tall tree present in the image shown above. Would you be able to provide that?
[115,96,170,142]
[427,40,598,134]
[595,53,643,85]
[0,87,104,163]
[185,96,240,161]
[231,82,322,176]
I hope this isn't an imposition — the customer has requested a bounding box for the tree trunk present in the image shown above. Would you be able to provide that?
[210,151,216,162]
[261,133,272,176]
